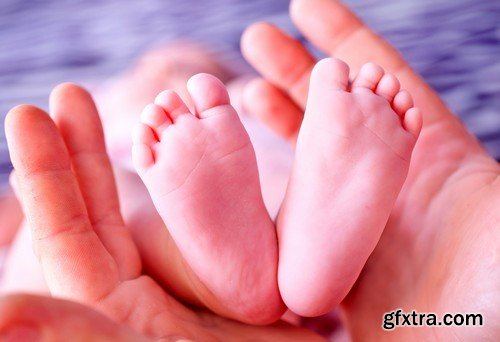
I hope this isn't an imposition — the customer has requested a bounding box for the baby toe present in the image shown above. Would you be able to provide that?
[403,107,423,138]
[132,122,157,145]
[310,58,350,92]
[392,90,414,117]
[375,73,400,102]
[140,103,172,137]
[187,73,231,118]
[132,123,156,170]
[352,62,384,93]
[155,90,191,122]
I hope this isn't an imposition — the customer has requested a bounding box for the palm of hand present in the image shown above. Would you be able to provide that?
[345,136,498,340]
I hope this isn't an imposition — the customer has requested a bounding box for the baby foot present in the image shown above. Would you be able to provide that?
[97,41,232,169]
[278,58,422,316]
[132,74,284,323]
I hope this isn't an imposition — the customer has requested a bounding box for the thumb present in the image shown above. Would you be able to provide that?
[0,294,150,342]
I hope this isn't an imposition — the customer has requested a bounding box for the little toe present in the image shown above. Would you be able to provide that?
[132,123,156,170]
[154,90,191,122]
[403,107,423,138]
[351,62,384,93]
[375,73,400,102]
[132,123,157,146]
[392,90,414,117]
[310,58,350,92]
[140,104,172,137]
[187,73,232,118]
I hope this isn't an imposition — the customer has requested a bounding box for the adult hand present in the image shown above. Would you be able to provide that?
[2,84,322,341]
[241,0,499,339]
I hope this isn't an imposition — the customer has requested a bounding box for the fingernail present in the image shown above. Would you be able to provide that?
[1,324,41,342]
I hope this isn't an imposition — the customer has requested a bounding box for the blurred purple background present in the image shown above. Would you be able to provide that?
[1,0,499,185]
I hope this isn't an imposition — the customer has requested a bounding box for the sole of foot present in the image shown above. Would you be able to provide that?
[132,73,284,324]
[277,58,421,316]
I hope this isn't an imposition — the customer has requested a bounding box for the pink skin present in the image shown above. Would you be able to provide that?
[0,189,22,247]
[2,0,498,338]
[2,85,321,341]
[132,74,285,324]
[0,50,288,326]
[96,41,232,168]
[241,0,499,339]
[278,58,421,316]
[131,59,421,320]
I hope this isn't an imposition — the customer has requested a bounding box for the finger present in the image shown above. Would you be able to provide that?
[0,294,149,341]
[242,23,315,109]
[0,187,22,247]
[290,0,452,125]
[289,0,396,75]
[5,105,119,301]
[243,78,302,143]
[241,23,313,141]
[8,171,21,201]
[0,294,322,342]
[49,83,141,280]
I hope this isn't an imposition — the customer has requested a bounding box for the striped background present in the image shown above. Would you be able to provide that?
[1,0,499,186]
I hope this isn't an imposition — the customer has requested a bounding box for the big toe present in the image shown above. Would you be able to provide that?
[187,73,231,118]
[310,58,350,92]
